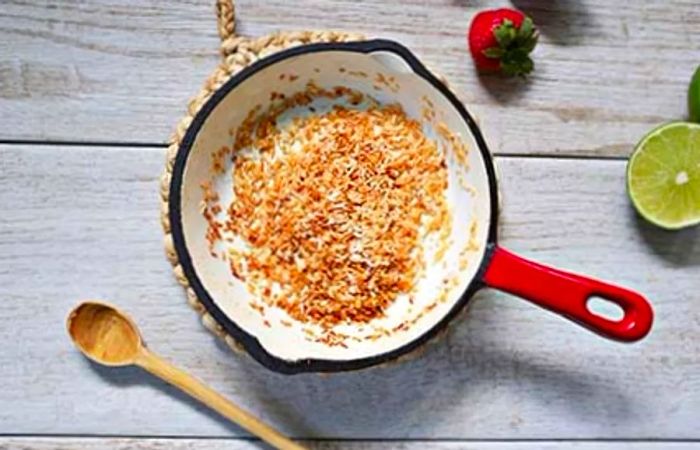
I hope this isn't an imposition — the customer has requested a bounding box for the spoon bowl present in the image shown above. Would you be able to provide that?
[67,301,141,367]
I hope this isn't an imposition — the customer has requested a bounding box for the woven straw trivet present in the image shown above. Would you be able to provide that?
[159,0,474,365]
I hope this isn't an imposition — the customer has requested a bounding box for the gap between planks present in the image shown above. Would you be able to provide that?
[0,140,629,161]
[3,434,700,441]
[1,436,700,450]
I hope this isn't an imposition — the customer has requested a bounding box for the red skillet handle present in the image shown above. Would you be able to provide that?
[482,246,653,342]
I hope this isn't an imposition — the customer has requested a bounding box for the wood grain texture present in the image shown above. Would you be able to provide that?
[2,0,699,156]
[1,144,699,439]
[2,438,700,450]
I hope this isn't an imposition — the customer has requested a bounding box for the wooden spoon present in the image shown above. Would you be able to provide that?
[67,300,305,450]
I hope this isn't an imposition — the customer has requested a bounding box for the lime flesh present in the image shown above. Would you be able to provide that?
[627,122,700,229]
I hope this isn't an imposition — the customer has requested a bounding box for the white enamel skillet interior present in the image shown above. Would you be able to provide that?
[169,40,654,374]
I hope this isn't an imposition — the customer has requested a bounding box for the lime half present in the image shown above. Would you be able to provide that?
[627,122,700,229]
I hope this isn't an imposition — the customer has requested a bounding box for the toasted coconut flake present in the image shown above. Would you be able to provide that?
[202,82,456,341]
[437,122,470,168]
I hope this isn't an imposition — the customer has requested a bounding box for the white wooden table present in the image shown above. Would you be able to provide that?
[1,1,699,449]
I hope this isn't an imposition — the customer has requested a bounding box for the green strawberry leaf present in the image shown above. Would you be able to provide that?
[522,32,539,53]
[494,19,515,47]
[501,48,534,76]
[508,24,518,43]
[483,47,505,58]
[489,14,538,76]
[517,17,534,41]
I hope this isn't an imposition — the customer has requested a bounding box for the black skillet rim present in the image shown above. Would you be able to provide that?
[169,39,500,374]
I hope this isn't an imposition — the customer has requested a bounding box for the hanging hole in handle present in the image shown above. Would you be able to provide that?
[587,296,625,322]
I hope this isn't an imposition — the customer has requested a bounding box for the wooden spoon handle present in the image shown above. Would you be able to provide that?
[136,349,305,450]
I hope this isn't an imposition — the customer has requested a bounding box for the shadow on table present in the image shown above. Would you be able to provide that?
[83,290,639,439]
[475,72,532,105]
[84,360,268,449]
[223,292,639,438]
[450,0,494,8]
[631,206,700,267]
[510,0,594,47]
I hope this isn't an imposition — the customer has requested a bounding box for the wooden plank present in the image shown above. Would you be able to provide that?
[1,1,698,156]
[1,437,699,450]
[1,144,699,439]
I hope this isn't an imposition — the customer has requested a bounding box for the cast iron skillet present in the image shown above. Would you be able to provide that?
[169,39,653,374]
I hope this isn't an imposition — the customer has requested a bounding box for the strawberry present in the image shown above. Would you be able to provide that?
[468,8,538,76]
